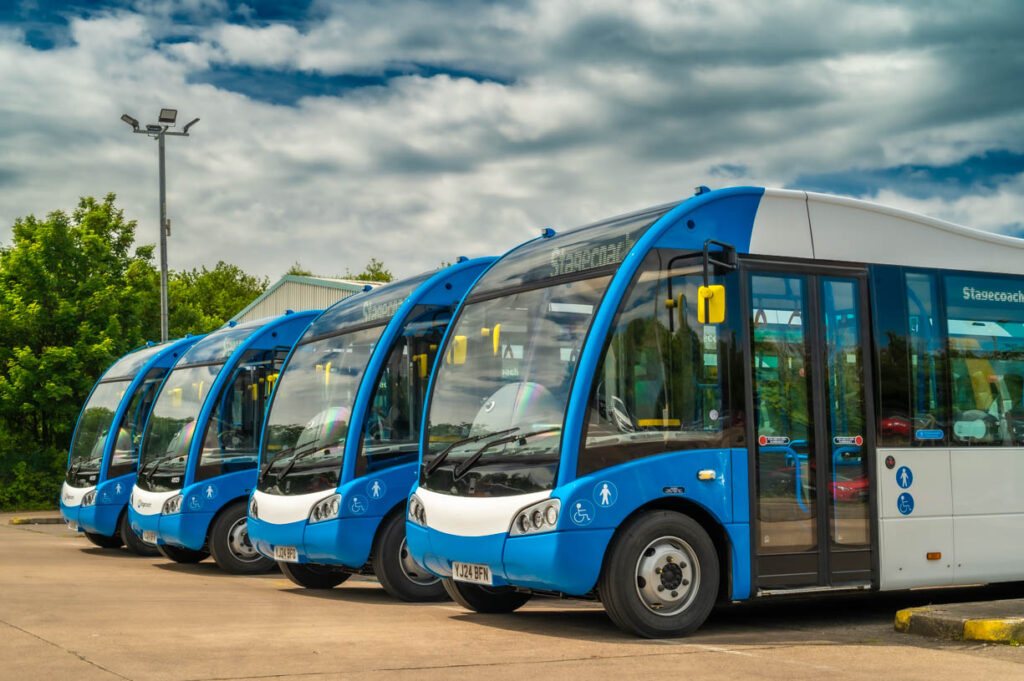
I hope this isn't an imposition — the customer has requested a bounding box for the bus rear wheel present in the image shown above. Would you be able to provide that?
[120,512,159,556]
[84,531,124,549]
[372,513,446,602]
[279,562,351,589]
[599,510,719,638]
[157,543,209,563]
[442,579,531,613]
[209,501,276,574]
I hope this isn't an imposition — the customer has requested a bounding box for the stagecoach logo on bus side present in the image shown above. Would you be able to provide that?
[362,297,407,323]
[549,234,635,278]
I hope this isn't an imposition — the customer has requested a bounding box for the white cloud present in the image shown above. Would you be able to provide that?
[0,0,1022,286]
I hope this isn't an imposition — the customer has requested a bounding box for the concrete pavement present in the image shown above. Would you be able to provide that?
[1,512,1022,681]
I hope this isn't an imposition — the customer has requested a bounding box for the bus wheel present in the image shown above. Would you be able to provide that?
[599,511,719,638]
[209,501,276,574]
[84,531,124,549]
[372,513,447,602]
[157,543,209,563]
[120,512,159,556]
[279,562,350,589]
[442,579,531,613]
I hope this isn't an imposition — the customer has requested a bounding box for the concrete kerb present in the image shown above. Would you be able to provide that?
[896,602,1024,644]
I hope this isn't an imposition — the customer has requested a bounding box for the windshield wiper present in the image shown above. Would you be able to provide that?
[259,444,303,483]
[143,452,185,482]
[69,455,103,476]
[423,427,520,477]
[452,428,562,480]
[260,437,345,483]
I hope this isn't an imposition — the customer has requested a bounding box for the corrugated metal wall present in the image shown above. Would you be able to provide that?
[235,281,358,323]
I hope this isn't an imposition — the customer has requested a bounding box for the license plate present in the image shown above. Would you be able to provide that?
[274,545,298,562]
[67,521,78,532]
[452,561,492,585]
[142,530,157,543]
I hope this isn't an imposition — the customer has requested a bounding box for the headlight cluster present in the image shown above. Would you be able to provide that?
[509,498,560,536]
[162,494,183,515]
[248,495,259,520]
[81,490,97,507]
[407,494,427,527]
[309,494,341,524]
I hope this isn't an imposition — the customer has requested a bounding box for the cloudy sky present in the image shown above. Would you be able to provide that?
[2,0,1023,281]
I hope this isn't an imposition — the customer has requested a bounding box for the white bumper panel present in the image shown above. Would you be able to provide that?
[251,489,337,525]
[60,482,95,507]
[131,486,178,517]
[414,486,550,537]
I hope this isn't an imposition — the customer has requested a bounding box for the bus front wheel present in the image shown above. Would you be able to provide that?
[442,579,531,613]
[599,510,719,638]
[279,562,350,589]
[209,501,276,574]
[372,513,447,602]
[120,512,159,556]
[157,543,209,563]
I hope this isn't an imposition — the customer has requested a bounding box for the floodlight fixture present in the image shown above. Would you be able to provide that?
[158,108,178,124]
[182,117,200,133]
[121,113,139,130]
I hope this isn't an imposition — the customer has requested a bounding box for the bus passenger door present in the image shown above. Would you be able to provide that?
[746,265,875,591]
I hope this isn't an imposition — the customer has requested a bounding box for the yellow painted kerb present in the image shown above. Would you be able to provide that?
[963,618,1024,643]
[894,606,927,632]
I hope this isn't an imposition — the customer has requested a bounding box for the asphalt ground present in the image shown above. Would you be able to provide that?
[2,511,1023,681]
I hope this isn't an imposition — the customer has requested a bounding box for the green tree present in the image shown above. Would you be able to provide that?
[0,195,155,505]
[344,257,393,283]
[285,261,313,277]
[168,262,268,336]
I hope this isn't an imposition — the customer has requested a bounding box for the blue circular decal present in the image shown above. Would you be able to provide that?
[897,492,915,515]
[366,479,387,500]
[594,481,618,508]
[349,495,368,515]
[896,466,913,489]
[188,495,202,511]
[201,483,218,501]
[569,499,595,526]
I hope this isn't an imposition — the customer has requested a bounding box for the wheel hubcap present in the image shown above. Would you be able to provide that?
[634,535,700,616]
[398,537,438,586]
[227,517,261,562]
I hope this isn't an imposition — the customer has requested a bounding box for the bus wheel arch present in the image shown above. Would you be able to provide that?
[597,501,726,638]
[207,496,275,574]
[370,504,447,602]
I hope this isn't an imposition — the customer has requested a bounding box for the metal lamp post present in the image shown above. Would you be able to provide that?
[120,109,200,342]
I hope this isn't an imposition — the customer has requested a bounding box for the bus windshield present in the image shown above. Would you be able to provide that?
[136,364,222,492]
[107,368,169,479]
[258,324,386,495]
[67,379,131,484]
[421,275,611,496]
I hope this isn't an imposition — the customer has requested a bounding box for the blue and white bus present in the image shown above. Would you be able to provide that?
[248,258,493,600]
[406,186,1024,637]
[129,311,318,573]
[61,336,202,554]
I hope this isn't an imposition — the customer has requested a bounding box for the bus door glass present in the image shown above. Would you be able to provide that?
[748,269,873,590]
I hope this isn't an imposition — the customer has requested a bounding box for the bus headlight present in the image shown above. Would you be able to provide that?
[509,498,560,537]
[407,494,427,527]
[162,494,183,515]
[81,490,97,507]
[248,496,259,520]
[309,494,341,524]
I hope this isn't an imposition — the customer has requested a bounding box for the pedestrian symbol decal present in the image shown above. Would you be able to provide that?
[115,483,122,495]
[896,466,913,489]
[570,500,595,526]
[204,484,217,500]
[349,495,368,515]
[897,492,914,515]
[367,479,387,500]
[593,481,618,508]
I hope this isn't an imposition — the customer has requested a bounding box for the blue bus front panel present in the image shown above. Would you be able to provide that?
[77,473,135,536]
[159,469,255,550]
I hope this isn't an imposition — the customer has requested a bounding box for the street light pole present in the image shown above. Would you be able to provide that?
[120,109,200,342]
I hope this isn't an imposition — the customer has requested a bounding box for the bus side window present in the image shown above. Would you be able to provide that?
[944,273,1024,446]
[905,272,948,445]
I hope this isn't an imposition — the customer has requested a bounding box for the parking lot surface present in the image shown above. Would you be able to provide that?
[2,512,1022,681]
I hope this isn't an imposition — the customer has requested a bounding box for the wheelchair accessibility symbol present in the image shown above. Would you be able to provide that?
[570,499,595,526]
[897,492,914,516]
[349,495,368,515]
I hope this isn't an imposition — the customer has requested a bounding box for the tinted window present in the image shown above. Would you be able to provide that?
[304,272,433,340]
[104,343,169,380]
[107,368,169,479]
[906,272,948,444]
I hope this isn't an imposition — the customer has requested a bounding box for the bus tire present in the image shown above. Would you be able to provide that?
[372,513,447,602]
[279,561,351,589]
[84,530,124,549]
[442,578,531,614]
[599,510,719,638]
[157,543,209,563]
[120,511,159,556]
[209,501,276,574]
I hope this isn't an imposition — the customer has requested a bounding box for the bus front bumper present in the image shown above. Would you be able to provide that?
[157,510,215,550]
[406,523,614,596]
[248,515,380,569]
[76,502,123,537]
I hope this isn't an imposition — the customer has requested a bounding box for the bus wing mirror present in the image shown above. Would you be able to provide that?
[447,336,467,365]
[698,285,725,324]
